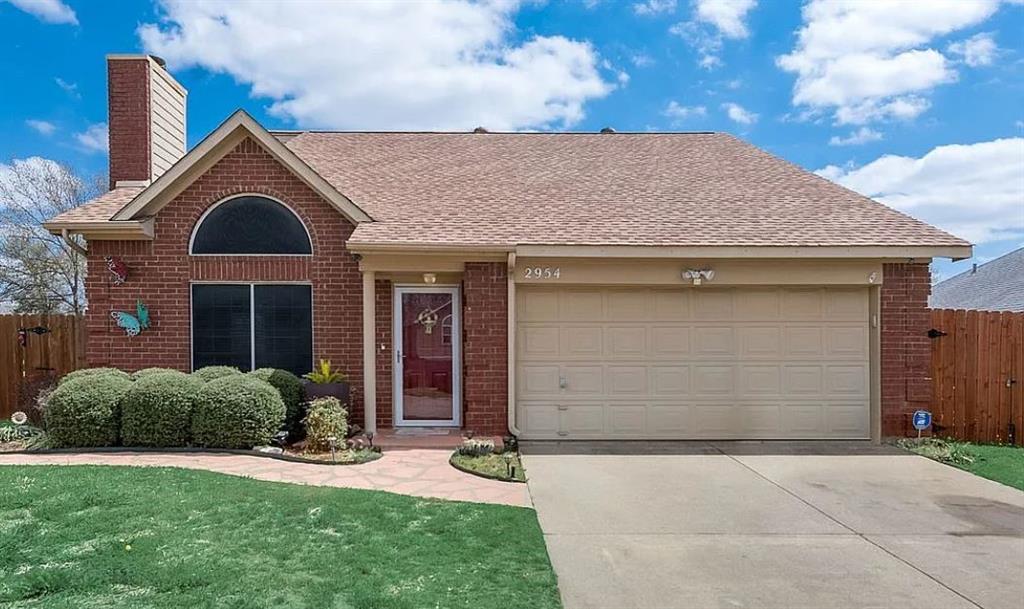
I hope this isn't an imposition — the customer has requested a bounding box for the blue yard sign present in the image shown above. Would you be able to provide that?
[912,410,933,437]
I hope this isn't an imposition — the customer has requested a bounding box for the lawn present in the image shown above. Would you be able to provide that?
[0,466,561,609]
[901,438,1024,491]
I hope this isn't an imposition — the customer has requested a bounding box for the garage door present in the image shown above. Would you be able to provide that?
[516,286,870,440]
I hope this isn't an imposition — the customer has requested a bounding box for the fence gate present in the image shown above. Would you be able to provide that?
[0,314,86,420]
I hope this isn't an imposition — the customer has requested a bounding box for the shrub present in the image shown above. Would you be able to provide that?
[131,367,187,381]
[192,375,285,449]
[248,368,306,437]
[44,374,132,447]
[191,366,244,383]
[58,367,130,386]
[121,373,203,447]
[303,397,348,452]
[456,438,496,457]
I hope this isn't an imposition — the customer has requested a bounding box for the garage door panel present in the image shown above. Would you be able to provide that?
[516,286,870,440]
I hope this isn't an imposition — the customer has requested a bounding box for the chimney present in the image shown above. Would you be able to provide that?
[107,54,187,189]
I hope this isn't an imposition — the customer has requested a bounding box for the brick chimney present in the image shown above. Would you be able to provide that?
[107,54,187,189]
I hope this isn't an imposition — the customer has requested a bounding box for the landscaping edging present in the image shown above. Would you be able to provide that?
[3,445,382,467]
[449,453,526,483]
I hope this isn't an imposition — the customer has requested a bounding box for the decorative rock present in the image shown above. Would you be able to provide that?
[254,446,283,455]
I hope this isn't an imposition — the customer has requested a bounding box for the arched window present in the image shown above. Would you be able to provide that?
[190,195,312,255]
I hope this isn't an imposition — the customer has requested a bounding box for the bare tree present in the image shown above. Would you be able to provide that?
[0,157,102,315]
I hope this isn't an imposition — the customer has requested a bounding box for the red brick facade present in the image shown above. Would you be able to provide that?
[107,58,151,188]
[462,262,509,436]
[880,262,933,436]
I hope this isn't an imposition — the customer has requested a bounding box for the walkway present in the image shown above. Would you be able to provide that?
[0,449,531,507]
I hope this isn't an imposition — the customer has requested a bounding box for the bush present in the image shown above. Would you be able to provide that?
[248,368,306,438]
[121,373,203,447]
[192,375,285,448]
[131,367,187,381]
[191,366,244,383]
[58,367,130,386]
[44,374,133,447]
[304,397,348,452]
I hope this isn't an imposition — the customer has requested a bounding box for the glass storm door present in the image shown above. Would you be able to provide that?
[394,286,461,426]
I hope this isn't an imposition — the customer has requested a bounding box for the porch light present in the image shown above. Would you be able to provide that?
[422,273,437,284]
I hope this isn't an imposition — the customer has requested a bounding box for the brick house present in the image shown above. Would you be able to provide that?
[46,55,971,441]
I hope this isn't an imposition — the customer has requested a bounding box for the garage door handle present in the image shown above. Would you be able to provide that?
[559,376,567,389]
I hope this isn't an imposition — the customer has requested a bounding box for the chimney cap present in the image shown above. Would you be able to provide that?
[472,126,488,133]
[600,127,616,134]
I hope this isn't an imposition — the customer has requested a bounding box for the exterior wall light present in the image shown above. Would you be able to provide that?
[423,273,437,284]
[683,268,715,285]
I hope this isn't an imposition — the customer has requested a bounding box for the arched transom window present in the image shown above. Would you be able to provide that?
[190,195,312,255]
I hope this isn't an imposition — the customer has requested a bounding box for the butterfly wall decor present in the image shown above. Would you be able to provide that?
[111,300,151,337]
[105,256,128,285]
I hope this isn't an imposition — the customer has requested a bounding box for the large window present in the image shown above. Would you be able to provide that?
[192,284,312,375]
[190,195,312,255]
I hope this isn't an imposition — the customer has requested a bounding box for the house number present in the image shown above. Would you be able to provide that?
[524,267,561,279]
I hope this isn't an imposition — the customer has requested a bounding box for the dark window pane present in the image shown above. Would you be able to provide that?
[192,285,251,371]
[254,285,312,376]
[192,196,312,255]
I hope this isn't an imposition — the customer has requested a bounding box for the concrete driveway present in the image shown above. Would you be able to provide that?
[522,441,1024,609]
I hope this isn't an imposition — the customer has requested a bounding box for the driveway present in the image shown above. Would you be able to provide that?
[522,441,1024,609]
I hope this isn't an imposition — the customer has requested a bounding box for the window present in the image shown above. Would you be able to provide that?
[190,195,312,255]
[192,284,312,375]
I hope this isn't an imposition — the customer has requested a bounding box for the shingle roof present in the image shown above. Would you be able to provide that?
[284,131,969,249]
[930,248,1024,312]
[47,186,144,223]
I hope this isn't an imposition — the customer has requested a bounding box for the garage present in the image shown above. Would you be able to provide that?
[515,285,872,440]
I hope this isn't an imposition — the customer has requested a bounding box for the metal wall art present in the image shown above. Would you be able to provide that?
[111,300,151,337]
[105,256,129,285]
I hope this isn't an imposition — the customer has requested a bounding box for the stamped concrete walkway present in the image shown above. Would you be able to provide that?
[0,450,531,507]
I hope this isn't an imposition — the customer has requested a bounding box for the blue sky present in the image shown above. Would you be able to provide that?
[2,0,1022,280]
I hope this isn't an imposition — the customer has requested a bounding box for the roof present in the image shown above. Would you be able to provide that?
[284,131,969,250]
[46,186,144,224]
[930,248,1024,312]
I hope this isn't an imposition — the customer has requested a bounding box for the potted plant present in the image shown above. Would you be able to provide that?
[302,359,350,405]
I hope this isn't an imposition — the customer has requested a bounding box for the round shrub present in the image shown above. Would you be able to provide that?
[248,368,305,437]
[44,374,133,447]
[121,373,203,447]
[131,367,188,381]
[191,366,243,383]
[58,367,130,386]
[192,375,285,448]
[304,397,348,453]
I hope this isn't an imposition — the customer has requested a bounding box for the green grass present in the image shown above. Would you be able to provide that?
[901,438,1024,491]
[0,465,560,609]
[451,453,526,482]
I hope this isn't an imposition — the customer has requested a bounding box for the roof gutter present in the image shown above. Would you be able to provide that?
[506,252,521,437]
[60,229,88,256]
[43,218,155,241]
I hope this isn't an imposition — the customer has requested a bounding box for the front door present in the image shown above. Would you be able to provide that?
[394,286,461,426]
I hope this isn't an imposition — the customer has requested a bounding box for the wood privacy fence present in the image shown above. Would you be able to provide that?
[0,314,86,420]
[930,309,1024,446]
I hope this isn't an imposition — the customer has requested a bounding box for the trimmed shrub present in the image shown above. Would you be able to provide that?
[130,367,187,381]
[304,397,348,452]
[248,368,306,438]
[121,373,203,447]
[44,374,132,447]
[192,375,285,449]
[191,366,243,383]
[58,367,130,386]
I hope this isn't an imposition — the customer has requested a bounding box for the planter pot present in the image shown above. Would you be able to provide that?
[302,381,350,406]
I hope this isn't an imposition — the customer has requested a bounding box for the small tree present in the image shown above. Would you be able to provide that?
[0,157,102,314]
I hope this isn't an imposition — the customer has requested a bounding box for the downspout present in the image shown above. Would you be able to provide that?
[61,229,88,256]
[506,251,521,436]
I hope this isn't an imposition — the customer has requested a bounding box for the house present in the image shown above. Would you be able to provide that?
[45,55,972,441]
[930,248,1024,312]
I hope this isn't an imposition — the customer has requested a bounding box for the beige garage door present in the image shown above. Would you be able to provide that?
[516,286,871,440]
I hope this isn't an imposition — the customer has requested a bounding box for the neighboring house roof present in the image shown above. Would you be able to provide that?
[46,112,971,256]
[930,248,1024,312]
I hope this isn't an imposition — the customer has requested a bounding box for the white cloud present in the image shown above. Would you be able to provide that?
[74,123,108,153]
[816,138,1024,244]
[139,0,614,131]
[25,119,56,136]
[722,101,757,125]
[828,127,883,146]
[630,53,655,68]
[663,101,707,125]
[777,0,1011,125]
[670,0,757,69]
[948,32,998,67]
[633,0,676,16]
[54,77,79,98]
[5,0,77,25]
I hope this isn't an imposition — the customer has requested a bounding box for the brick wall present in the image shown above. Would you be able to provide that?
[373,279,393,430]
[85,137,367,415]
[107,58,151,187]
[462,262,509,436]
[880,262,933,436]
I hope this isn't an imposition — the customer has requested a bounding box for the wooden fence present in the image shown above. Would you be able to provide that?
[0,314,86,420]
[930,309,1024,446]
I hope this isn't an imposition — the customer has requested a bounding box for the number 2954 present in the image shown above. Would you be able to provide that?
[523,267,561,279]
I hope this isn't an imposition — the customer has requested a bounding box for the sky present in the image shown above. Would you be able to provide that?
[1,0,1022,281]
